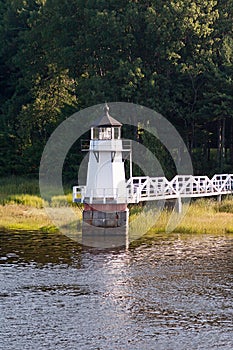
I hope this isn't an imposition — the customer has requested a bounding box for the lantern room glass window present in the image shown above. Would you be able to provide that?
[99,127,112,140]
[114,127,121,139]
[93,128,99,139]
[91,126,121,140]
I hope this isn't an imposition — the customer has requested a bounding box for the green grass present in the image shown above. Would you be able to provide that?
[50,193,75,207]
[216,199,233,213]
[0,193,76,208]
[1,194,46,208]
[0,176,40,196]
[0,176,76,208]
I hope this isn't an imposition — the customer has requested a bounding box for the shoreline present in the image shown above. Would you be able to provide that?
[1,197,233,235]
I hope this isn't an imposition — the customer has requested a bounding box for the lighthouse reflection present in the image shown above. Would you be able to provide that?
[81,222,129,249]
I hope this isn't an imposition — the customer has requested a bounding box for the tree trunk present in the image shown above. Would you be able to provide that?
[229,118,233,164]
[218,118,226,171]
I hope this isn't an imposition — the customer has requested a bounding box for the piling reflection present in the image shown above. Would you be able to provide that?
[81,222,129,249]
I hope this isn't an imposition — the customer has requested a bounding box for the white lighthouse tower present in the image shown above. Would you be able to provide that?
[75,104,130,227]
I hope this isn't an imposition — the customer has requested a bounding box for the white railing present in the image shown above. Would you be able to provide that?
[126,176,178,202]
[126,174,233,203]
[73,185,86,203]
[73,174,233,204]
[73,186,127,204]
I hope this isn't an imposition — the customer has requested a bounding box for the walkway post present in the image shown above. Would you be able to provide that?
[177,196,182,214]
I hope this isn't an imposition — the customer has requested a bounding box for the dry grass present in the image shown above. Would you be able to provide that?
[130,198,233,236]
[0,177,81,232]
[0,204,82,232]
[173,210,233,234]
[0,204,55,231]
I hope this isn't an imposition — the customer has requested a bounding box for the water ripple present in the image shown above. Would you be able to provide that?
[0,231,233,350]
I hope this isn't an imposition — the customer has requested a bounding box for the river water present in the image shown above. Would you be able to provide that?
[0,231,232,350]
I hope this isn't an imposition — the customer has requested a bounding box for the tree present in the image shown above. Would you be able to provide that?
[0,0,232,178]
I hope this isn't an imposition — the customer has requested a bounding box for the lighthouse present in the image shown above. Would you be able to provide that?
[72,103,233,245]
[74,104,130,228]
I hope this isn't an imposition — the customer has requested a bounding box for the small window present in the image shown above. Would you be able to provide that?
[114,127,120,139]
[93,128,99,139]
[99,127,112,139]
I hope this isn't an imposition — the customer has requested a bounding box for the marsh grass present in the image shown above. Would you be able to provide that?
[1,177,233,234]
[0,204,56,232]
[0,177,76,208]
[0,176,39,195]
[130,198,233,236]
[50,194,76,207]
[215,198,233,213]
[1,194,46,208]
[0,203,82,232]
[0,177,80,231]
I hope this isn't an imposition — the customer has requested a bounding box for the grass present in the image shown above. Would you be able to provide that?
[0,204,57,232]
[1,194,46,208]
[0,176,233,234]
[0,177,80,232]
[0,176,76,207]
[0,176,40,196]
[130,198,233,237]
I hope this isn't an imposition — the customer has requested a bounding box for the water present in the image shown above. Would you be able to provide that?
[0,231,233,350]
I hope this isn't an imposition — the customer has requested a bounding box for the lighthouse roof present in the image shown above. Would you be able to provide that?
[92,104,122,127]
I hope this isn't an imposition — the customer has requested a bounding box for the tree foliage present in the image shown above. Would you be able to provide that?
[0,0,232,179]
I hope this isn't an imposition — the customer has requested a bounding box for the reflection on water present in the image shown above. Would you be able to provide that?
[0,231,82,266]
[0,231,233,350]
[82,222,129,249]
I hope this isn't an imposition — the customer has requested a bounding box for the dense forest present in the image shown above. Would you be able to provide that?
[0,0,232,181]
